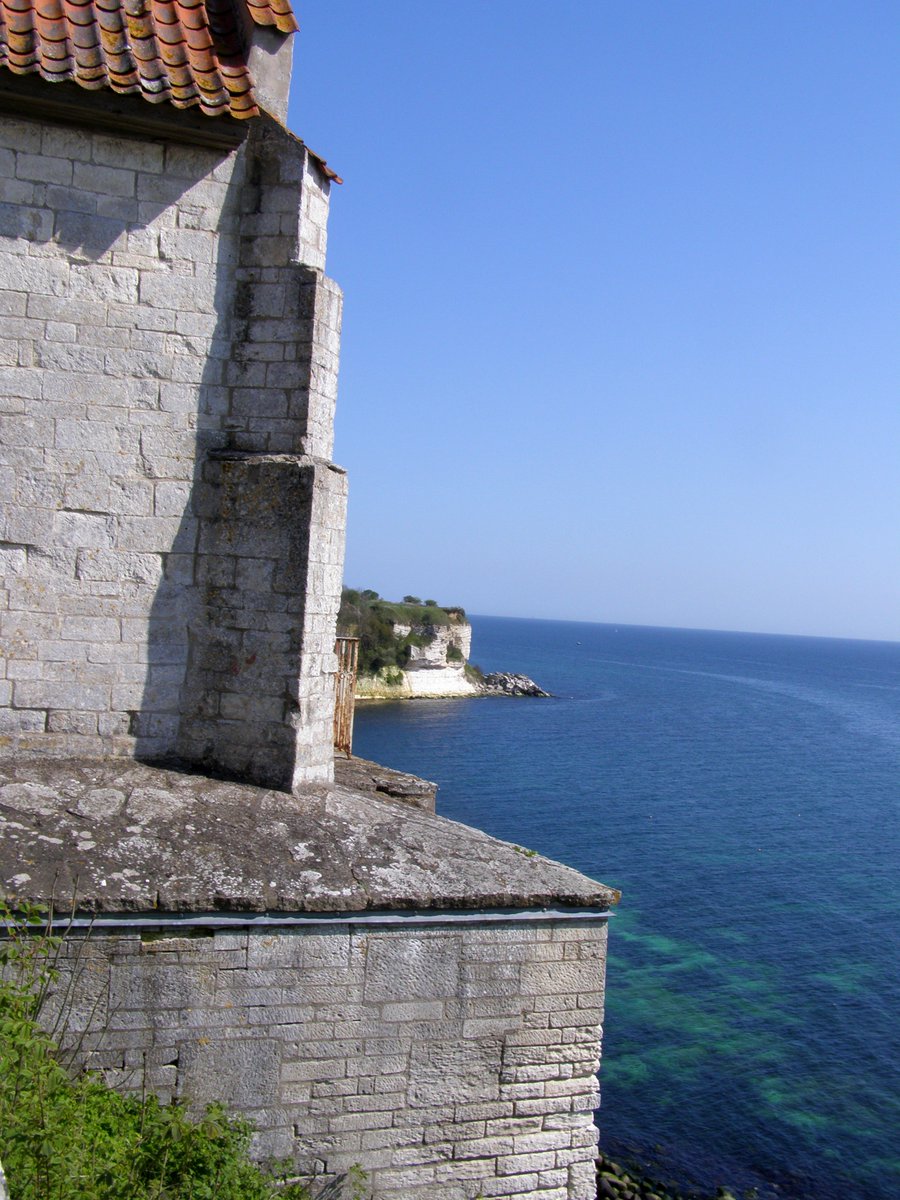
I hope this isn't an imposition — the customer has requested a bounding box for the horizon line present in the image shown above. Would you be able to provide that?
[466,613,900,648]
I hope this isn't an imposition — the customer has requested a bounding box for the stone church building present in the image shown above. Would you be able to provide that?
[0,4,618,1197]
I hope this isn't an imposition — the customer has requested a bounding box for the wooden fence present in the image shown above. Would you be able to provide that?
[333,636,359,756]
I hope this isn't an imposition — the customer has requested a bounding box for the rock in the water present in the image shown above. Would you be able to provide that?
[481,672,551,697]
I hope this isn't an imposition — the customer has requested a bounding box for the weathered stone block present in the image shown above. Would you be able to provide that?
[178,1037,280,1108]
[16,151,73,185]
[365,933,461,1002]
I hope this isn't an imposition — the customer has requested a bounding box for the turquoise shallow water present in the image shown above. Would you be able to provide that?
[352,617,900,1200]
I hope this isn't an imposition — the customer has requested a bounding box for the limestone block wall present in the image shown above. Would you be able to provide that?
[51,919,607,1200]
[0,111,345,786]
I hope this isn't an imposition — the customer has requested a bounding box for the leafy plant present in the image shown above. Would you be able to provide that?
[0,901,368,1200]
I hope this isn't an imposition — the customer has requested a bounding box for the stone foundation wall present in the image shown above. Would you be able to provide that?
[0,112,345,786]
[50,919,607,1200]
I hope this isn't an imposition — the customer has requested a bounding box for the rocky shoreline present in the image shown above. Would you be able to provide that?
[479,671,550,697]
[597,1155,740,1200]
[339,593,553,702]
[354,669,551,701]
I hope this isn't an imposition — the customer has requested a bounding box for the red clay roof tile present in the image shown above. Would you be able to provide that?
[0,0,297,119]
[245,0,294,35]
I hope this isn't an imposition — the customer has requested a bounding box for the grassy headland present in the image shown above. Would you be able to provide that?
[337,589,467,675]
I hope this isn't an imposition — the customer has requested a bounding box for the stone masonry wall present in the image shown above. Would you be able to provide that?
[50,920,607,1200]
[176,453,347,788]
[0,112,345,787]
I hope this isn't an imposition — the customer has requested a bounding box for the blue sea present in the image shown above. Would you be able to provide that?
[352,616,900,1200]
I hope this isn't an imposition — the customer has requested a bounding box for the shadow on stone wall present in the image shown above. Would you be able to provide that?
[136,124,327,791]
[133,141,244,774]
[2,114,337,782]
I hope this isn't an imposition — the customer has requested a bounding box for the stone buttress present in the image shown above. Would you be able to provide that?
[0,0,345,788]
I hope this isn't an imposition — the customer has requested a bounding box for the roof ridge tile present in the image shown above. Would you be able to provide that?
[0,0,298,119]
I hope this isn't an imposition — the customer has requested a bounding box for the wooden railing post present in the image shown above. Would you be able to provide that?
[333,636,360,757]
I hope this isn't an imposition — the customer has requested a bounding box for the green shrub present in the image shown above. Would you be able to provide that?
[446,644,464,663]
[0,901,358,1200]
[374,602,450,628]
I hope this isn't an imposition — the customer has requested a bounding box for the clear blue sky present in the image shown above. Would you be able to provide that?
[289,2,899,642]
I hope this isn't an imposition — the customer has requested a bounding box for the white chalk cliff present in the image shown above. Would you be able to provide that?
[355,620,480,699]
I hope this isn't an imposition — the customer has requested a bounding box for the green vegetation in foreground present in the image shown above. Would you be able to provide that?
[0,902,364,1200]
[337,588,466,675]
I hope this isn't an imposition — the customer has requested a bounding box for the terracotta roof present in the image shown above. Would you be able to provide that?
[0,0,298,120]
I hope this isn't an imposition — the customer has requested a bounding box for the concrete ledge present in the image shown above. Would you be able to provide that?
[333,755,438,812]
[0,757,620,915]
